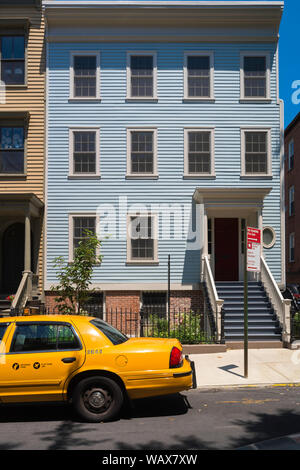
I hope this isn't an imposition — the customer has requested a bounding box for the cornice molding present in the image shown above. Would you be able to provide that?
[43,2,283,40]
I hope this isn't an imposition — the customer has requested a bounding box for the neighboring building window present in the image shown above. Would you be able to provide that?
[70,52,100,99]
[142,292,167,316]
[69,215,97,261]
[184,129,215,177]
[127,52,157,99]
[127,213,158,263]
[241,129,271,176]
[289,186,295,216]
[0,35,25,85]
[240,53,270,100]
[288,139,294,171]
[0,125,24,174]
[289,233,295,263]
[184,52,214,99]
[127,129,157,177]
[70,129,100,176]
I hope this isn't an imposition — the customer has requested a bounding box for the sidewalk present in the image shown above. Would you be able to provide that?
[189,348,300,388]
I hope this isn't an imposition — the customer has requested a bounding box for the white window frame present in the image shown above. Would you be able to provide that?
[289,232,295,263]
[288,139,294,171]
[68,213,100,263]
[240,51,271,102]
[184,127,215,178]
[289,185,295,216]
[240,128,272,178]
[126,211,159,265]
[126,51,157,101]
[69,51,101,100]
[69,128,100,178]
[126,127,158,178]
[183,51,215,101]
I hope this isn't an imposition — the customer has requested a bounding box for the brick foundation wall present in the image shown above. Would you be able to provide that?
[169,290,204,311]
[45,289,204,313]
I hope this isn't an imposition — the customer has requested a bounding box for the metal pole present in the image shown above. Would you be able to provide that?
[168,254,170,336]
[244,227,248,379]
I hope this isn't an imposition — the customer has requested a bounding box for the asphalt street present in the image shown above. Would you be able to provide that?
[1,385,300,450]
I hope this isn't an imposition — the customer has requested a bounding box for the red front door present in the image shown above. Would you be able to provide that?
[214,218,239,281]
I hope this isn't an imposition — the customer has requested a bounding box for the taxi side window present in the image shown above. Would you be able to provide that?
[10,323,80,352]
[57,325,80,350]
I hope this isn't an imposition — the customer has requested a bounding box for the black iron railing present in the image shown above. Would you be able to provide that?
[291,312,300,342]
[9,305,217,344]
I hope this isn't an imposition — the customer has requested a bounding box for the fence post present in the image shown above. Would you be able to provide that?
[220,306,225,344]
[140,307,144,337]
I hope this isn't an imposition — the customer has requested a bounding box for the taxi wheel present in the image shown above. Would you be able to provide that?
[72,376,124,423]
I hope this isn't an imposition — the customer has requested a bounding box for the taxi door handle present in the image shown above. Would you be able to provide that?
[61,357,76,363]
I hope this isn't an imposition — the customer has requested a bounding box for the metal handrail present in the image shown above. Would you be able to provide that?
[202,255,224,343]
[260,256,291,343]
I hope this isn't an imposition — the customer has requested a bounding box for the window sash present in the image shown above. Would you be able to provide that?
[289,140,294,170]
[289,187,295,216]
[243,56,267,98]
[187,56,210,98]
[187,131,211,174]
[0,125,24,174]
[290,234,295,262]
[73,131,96,174]
[73,216,96,254]
[73,55,97,98]
[130,131,154,174]
[244,131,268,174]
[130,55,154,98]
[0,35,25,85]
[130,215,154,260]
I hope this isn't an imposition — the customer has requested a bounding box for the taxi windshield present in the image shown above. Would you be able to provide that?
[90,319,128,345]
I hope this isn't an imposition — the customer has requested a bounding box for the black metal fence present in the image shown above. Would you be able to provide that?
[9,305,217,344]
[291,312,300,342]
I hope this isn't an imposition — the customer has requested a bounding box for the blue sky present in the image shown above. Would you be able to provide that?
[278,0,300,127]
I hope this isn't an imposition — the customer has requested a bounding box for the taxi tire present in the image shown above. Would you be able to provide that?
[72,376,124,423]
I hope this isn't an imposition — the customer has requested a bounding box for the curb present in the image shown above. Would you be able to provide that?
[191,382,300,391]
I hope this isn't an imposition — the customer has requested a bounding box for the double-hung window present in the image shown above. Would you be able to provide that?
[70,52,100,99]
[127,213,158,264]
[184,52,214,100]
[127,52,157,100]
[241,129,271,177]
[289,233,295,263]
[0,35,25,85]
[69,214,99,261]
[289,186,295,216]
[69,129,100,177]
[288,139,294,171]
[184,128,215,177]
[127,129,157,177]
[240,52,270,100]
[0,123,25,174]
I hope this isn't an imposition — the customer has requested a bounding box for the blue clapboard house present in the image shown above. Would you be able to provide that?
[44,0,290,344]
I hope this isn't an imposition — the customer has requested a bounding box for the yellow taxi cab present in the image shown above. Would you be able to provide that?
[0,315,196,422]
